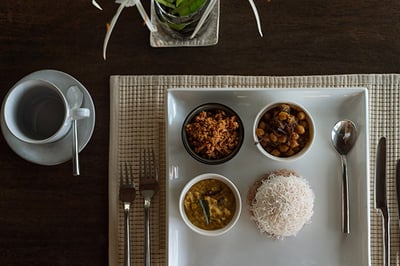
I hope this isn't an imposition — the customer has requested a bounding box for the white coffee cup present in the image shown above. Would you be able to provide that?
[2,79,90,144]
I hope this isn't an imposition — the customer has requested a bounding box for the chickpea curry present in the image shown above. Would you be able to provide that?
[255,103,311,157]
[183,179,236,230]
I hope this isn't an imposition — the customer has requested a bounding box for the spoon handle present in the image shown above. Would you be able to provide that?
[341,155,350,234]
[72,120,80,176]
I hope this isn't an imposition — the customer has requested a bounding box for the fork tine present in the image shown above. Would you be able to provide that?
[124,161,129,183]
[120,161,125,185]
[140,149,144,179]
[126,161,135,186]
[119,161,135,186]
[122,161,129,184]
[144,148,149,178]
[150,148,158,180]
[141,148,151,180]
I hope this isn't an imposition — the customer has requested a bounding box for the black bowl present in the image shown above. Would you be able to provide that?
[182,103,244,165]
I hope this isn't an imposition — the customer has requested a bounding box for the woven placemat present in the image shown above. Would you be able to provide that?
[109,74,400,266]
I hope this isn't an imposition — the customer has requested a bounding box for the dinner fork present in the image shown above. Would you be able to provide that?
[119,162,136,266]
[140,148,159,266]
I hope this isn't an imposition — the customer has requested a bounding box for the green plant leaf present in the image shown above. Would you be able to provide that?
[172,0,206,16]
[176,0,185,7]
[156,0,176,9]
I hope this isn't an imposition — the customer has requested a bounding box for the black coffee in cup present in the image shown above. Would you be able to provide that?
[2,79,71,144]
[17,87,66,140]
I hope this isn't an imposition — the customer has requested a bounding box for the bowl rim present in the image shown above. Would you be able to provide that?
[253,101,315,162]
[181,103,244,165]
[179,173,242,236]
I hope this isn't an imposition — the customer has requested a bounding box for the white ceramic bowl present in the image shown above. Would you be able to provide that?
[253,101,315,162]
[179,173,242,236]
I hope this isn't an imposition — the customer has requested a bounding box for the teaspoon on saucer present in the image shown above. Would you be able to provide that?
[67,86,89,176]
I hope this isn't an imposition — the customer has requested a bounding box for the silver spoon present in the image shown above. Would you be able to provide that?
[66,86,84,176]
[331,120,358,234]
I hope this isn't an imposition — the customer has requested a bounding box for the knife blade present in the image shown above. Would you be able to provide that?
[396,159,400,225]
[375,136,390,266]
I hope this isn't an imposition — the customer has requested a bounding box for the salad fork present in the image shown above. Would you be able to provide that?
[119,162,136,266]
[140,148,159,266]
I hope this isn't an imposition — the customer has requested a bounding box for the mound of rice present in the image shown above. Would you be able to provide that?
[247,169,314,239]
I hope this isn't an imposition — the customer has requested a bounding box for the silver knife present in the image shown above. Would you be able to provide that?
[396,160,400,232]
[375,137,390,266]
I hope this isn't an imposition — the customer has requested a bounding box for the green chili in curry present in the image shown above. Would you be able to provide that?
[183,179,236,230]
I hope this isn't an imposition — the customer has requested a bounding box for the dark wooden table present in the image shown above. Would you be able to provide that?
[0,0,399,265]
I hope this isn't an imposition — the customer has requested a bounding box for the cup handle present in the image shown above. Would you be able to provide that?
[71,107,90,120]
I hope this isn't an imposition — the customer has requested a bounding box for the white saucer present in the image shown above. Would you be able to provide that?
[1,69,96,165]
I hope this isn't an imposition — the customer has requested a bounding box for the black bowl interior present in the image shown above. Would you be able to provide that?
[181,103,244,165]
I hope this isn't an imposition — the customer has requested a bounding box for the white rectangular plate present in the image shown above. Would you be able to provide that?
[166,88,370,266]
